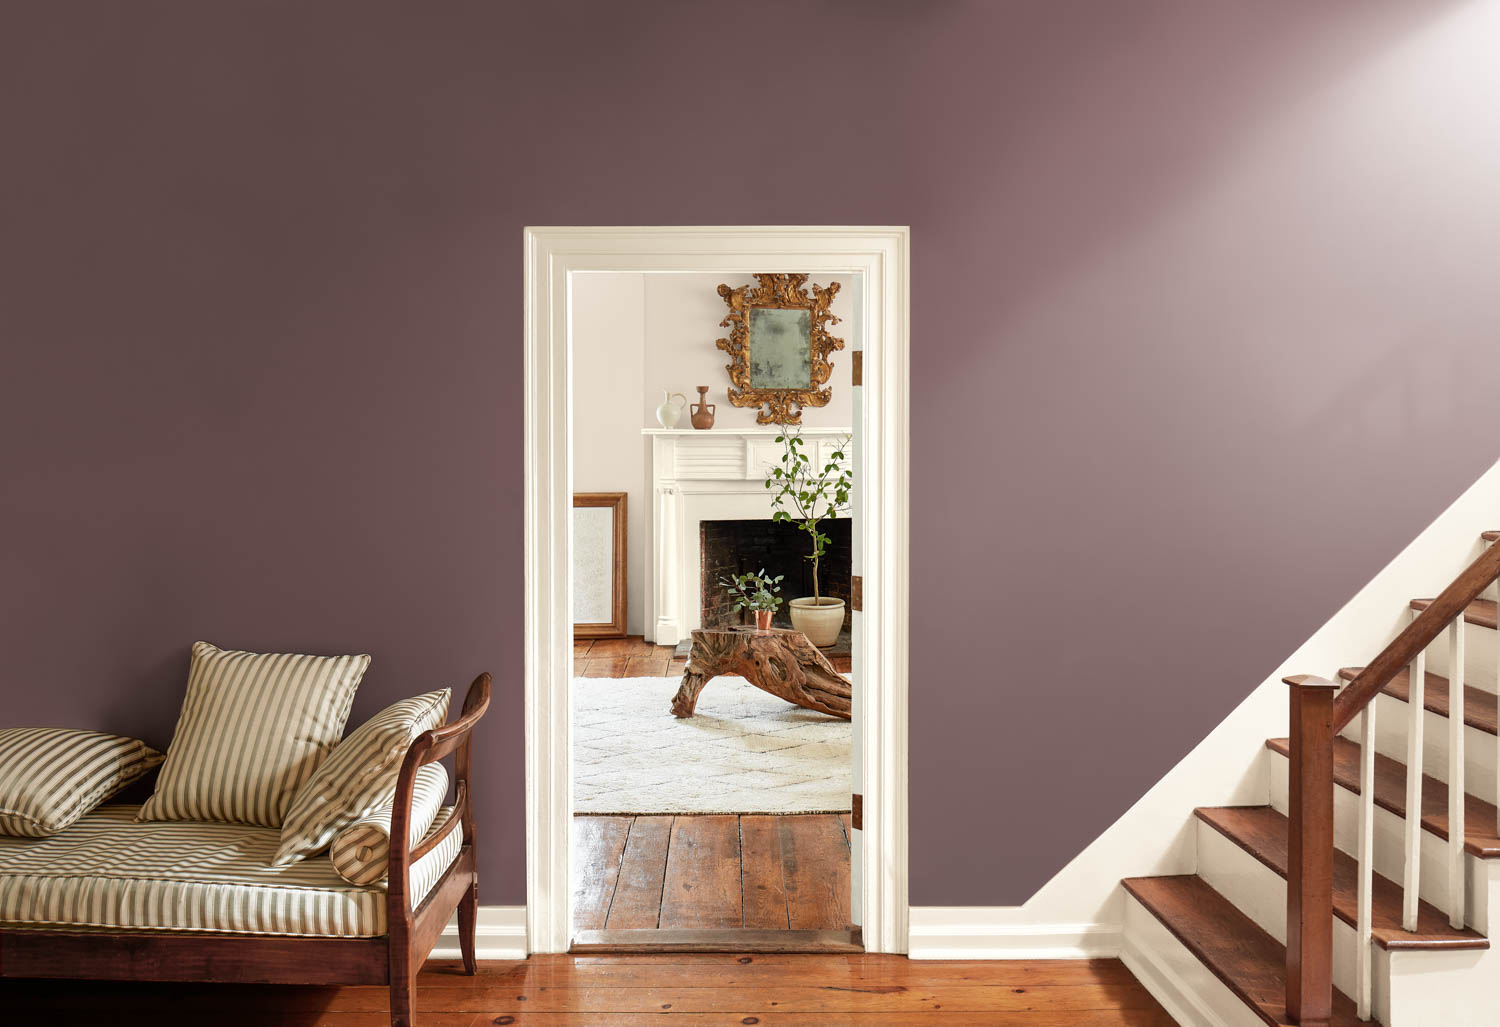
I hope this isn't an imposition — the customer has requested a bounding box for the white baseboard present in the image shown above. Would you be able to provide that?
[426,905,1119,961]
[907,907,1120,959]
[426,905,527,961]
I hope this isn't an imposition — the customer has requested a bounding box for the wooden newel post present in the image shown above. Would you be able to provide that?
[1285,675,1338,1026]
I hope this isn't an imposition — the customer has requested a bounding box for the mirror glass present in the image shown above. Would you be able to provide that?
[747,307,812,388]
[572,506,615,624]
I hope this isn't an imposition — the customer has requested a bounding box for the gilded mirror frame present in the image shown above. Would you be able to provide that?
[715,273,844,424]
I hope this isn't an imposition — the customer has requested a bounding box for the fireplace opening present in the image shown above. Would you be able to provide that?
[700,518,852,633]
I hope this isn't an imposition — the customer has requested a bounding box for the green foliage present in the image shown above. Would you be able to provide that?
[719,568,784,613]
[764,424,853,600]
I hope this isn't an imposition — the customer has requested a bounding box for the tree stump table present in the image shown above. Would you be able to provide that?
[670,627,852,720]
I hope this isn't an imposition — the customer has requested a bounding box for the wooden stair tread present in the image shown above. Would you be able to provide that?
[1122,875,1374,1027]
[1195,806,1486,949]
[1482,531,1499,542]
[1338,666,1498,736]
[1266,736,1500,857]
[1409,596,1498,629]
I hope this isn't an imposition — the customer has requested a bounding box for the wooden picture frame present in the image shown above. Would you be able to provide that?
[715,273,844,424]
[573,492,627,638]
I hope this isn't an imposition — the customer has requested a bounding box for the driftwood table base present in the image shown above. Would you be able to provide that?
[671,628,852,720]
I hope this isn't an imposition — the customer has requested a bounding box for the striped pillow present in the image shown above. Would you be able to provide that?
[273,689,450,866]
[0,728,164,837]
[138,641,371,828]
[329,762,449,884]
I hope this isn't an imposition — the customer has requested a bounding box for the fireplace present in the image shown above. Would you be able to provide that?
[700,518,851,631]
[643,426,853,645]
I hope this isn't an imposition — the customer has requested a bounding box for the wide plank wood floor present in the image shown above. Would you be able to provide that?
[574,813,853,932]
[1,954,1176,1025]
[576,635,852,678]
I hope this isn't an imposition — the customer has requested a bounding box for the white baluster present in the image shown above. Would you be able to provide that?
[1403,646,1425,931]
[1449,618,1466,929]
[1357,703,1376,1020]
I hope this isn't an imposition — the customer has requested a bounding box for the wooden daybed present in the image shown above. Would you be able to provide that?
[0,672,492,1027]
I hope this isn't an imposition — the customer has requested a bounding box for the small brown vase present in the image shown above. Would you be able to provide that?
[690,385,716,429]
[754,609,773,631]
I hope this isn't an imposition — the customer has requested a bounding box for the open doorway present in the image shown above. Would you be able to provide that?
[522,227,909,955]
[568,271,858,949]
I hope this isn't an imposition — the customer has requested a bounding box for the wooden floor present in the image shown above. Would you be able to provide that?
[1,954,1176,1025]
[574,813,852,932]
[576,635,852,678]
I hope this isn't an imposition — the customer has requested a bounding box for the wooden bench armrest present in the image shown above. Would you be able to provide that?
[387,673,490,915]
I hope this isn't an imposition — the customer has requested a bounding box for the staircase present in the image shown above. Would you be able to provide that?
[1121,530,1500,1027]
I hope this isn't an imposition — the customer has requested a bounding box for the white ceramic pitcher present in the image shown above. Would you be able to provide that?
[655,390,687,428]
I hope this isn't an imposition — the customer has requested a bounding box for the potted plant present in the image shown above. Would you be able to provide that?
[765,425,852,647]
[719,568,784,631]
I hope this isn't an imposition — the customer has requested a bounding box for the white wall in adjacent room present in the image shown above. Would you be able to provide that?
[572,272,648,635]
[572,271,857,639]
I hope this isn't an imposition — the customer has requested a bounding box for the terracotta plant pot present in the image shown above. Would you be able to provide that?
[754,609,773,631]
[788,597,845,648]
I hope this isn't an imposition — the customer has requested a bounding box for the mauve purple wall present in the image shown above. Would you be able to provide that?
[3,1,1497,906]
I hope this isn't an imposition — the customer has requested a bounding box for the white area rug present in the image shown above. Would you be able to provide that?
[573,676,852,815]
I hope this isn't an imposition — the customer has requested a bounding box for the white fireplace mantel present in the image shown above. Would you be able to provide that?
[643,426,853,645]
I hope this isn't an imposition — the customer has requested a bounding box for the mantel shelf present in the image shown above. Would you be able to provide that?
[641,426,852,435]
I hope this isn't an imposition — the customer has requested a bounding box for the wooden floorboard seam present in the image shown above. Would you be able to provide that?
[653,814,672,929]
[600,814,628,929]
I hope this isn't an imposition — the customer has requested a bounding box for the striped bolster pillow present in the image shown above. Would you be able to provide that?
[0,728,164,837]
[329,763,449,884]
[273,689,450,866]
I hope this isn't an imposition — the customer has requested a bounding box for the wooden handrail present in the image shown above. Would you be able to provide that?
[1333,541,1500,732]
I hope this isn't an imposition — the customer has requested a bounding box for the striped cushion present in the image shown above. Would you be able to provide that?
[330,763,449,885]
[0,729,164,838]
[138,641,370,828]
[273,690,450,866]
[0,804,462,937]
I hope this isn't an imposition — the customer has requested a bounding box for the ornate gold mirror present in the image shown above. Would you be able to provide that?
[715,273,843,424]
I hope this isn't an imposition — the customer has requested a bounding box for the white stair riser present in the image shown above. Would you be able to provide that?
[1384,946,1500,1027]
[1269,749,1495,933]
[1422,620,1499,695]
[1194,820,1366,1005]
[1342,691,1498,804]
[1121,894,1267,1027]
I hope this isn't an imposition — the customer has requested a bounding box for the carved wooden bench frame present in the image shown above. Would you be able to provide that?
[0,672,492,1027]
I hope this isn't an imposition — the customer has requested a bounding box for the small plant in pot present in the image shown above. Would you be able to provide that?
[766,424,852,648]
[719,568,784,631]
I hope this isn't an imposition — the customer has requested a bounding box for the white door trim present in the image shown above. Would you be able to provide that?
[523,226,910,954]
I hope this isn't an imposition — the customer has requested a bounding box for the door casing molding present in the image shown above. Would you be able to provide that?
[523,226,910,953]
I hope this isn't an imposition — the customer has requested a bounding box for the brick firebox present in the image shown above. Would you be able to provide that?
[699,518,852,631]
